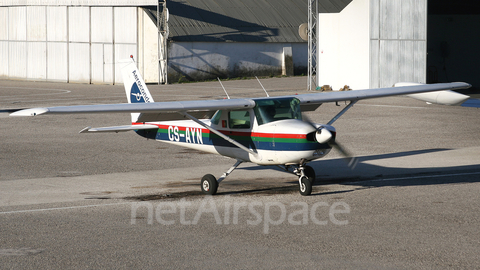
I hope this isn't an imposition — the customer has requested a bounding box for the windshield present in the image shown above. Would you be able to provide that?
[254,97,302,125]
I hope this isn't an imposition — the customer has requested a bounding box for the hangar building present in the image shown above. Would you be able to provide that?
[0,0,321,84]
[0,0,147,84]
[1,0,479,90]
[318,0,480,90]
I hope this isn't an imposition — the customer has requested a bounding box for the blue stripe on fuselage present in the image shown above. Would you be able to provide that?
[153,130,329,151]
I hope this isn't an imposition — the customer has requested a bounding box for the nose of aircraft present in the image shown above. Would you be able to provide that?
[315,128,333,144]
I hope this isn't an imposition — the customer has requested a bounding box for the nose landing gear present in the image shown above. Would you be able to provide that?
[294,164,316,196]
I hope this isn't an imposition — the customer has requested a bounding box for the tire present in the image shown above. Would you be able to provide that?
[304,165,316,185]
[299,176,312,196]
[201,174,218,195]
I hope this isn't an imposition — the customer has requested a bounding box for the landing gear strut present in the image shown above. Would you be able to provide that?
[294,164,316,196]
[200,159,243,195]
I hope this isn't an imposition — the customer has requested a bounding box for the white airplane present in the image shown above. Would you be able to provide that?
[9,58,472,196]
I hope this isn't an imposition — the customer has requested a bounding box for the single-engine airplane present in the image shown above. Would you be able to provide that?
[8,58,473,195]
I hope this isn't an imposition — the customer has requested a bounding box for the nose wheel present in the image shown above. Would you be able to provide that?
[295,164,315,196]
[299,176,312,196]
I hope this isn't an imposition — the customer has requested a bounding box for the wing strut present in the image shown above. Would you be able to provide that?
[180,112,260,159]
[327,100,357,125]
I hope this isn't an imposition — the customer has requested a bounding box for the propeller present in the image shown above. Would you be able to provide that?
[303,114,358,169]
[328,140,358,169]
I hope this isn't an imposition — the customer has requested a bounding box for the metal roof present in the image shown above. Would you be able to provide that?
[143,0,352,43]
[317,0,353,13]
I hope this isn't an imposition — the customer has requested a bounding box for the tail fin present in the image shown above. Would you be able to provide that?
[121,58,154,122]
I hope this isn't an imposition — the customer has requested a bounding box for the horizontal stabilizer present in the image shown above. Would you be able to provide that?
[79,124,158,133]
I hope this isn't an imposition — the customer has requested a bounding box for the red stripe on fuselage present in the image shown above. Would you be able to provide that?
[133,123,307,139]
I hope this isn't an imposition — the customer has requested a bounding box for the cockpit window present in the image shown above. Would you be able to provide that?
[229,110,251,129]
[254,97,302,125]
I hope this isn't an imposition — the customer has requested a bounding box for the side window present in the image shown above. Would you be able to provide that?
[229,111,251,129]
[211,110,222,125]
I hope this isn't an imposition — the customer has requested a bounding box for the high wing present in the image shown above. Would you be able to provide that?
[9,82,471,119]
[290,82,471,106]
[9,98,256,118]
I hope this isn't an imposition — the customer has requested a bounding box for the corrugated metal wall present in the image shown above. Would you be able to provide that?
[0,5,138,84]
[137,8,159,83]
[167,41,304,82]
[113,7,138,84]
[370,0,427,88]
[46,7,68,81]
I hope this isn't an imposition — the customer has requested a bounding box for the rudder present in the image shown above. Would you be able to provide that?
[121,57,154,122]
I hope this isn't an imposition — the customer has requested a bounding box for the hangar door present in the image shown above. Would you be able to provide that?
[427,0,480,92]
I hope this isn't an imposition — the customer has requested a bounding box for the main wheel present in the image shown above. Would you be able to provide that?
[304,165,316,185]
[201,174,218,195]
[299,176,312,196]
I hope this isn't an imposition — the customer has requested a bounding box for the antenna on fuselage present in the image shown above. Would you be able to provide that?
[256,76,270,97]
[217,77,230,99]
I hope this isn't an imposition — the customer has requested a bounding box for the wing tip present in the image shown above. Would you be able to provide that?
[9,108,49,117]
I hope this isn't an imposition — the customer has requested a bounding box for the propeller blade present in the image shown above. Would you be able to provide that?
[329,141,358,169]
[302,113,318,129]
[303,113,358,169]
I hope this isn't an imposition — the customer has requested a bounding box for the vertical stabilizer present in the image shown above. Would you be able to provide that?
[121,58,155,122]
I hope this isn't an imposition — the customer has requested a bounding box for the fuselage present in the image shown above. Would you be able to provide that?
[135,116,332,166]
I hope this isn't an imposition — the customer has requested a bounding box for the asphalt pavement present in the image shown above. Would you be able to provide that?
[0,78,479,269]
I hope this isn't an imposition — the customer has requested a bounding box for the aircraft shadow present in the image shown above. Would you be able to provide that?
[129,148,480,199]
[233,148,480,191]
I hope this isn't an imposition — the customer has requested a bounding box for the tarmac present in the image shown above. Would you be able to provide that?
[0,78,479,269]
